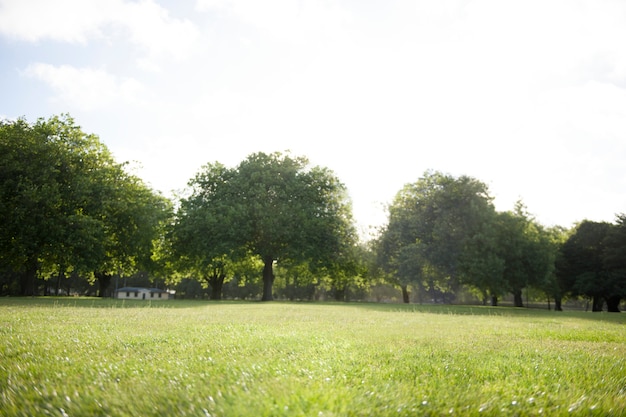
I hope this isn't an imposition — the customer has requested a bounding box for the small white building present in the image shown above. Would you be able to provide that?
[115,287,170,300]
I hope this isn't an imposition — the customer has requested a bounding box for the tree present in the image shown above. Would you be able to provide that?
[602,214,626,312]
[376,171,497,303]
[169,161,234,299]
[0,115,112,294]
[0,115,171,296]
[1,117,66,294]
[322,242,369,302]
[534,226,568,311]
[557,217,626,313]
[556,220,612,311]
[92,170,172,296]
[275,261,318,301]
[175,152,357,301]
[494,203,553,308]
[374,232,424,303]
[459,228,505,306]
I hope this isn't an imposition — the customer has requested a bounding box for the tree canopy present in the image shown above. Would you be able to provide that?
[375,171,497,303]
[0,115,171,296]
[172,152,357,301]
[375,172,559,307]
[2,114,624,310]
[556,219,626,312]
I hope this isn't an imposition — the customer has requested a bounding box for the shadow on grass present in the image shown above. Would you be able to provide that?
[0,296,231,309]
[1,297,624,323]
[337,300,626,323]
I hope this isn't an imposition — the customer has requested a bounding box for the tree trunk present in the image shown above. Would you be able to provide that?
[606,296,621,313]
[261,256,274,301]
[334,287,345,302]
[554,295,563,311]
[491,295,498,306]
[55,270,65,296]
[513,289,524,307]
[592,295,604,312]
[65,272,72,296]
[210,283,223,300]
[95,272,112,297]
[209,275,224,300]
[19,260,39,296]
[401,285,410,303]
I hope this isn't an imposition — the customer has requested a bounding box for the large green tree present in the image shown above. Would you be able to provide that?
[376,171,497,303]
[0,115,110,294]
[494,203,553,308]
[92,170,172,296]
[557,219,626,312]
[169,162,237,299]
[374,233,424,303]
[174,152,356,301]
[0,115,171,296]
[556,220,612,311]
[1,117,61,294]
[459,225,505,306]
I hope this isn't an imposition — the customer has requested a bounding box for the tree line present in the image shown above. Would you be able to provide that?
[1,116,624,311]
[373,171,626,312]
[0,115,172,297]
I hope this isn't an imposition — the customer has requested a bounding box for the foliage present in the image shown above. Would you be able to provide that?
[374,173,565,308]
[173,152,358,301]
[0,115,172,296]
[557,218,626,312]
[602,214,626,311]
[534,225,569,310]
[375,171,497,303]
[3,114,625,308]
[492,203,555,307]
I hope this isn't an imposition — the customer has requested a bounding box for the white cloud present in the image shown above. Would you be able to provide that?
[538,81,626,136]
[0,0,108,43]
[195,0,351,43]
[3,0,626,232]
[22,63,147,111]
[0,0,200,63]
[116,1,201,62]
[461,0,626,89]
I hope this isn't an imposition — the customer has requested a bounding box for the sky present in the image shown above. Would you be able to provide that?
[1,0,625,239]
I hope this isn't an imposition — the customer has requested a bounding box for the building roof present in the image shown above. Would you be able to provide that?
[116,287,168,293]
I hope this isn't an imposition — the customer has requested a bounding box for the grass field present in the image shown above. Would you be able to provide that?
[0,298,624,416]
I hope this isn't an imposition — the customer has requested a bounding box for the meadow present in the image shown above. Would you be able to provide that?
[0,298,624,417]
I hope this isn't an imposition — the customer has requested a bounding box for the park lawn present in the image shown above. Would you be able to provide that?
[0,299,624,417]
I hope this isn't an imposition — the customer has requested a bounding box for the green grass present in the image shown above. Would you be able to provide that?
[1,299,625,416]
